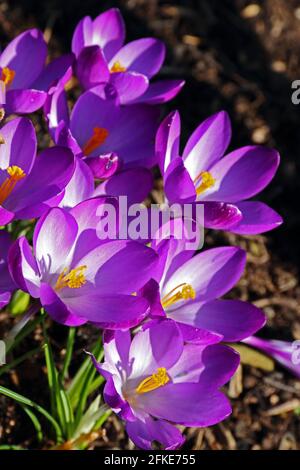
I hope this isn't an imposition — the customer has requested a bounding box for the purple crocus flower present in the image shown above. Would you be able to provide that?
[8,199,158,328]
[156,110,282,234]
[0,29,73,115]
[0,231,16,308]
[243,336,300,379]
[91,319,239,449]
[0,117,75,226]
[71,8,185,105]
[45,83,157,203]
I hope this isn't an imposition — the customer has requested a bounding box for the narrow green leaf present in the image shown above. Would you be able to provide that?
[23,406,43,442]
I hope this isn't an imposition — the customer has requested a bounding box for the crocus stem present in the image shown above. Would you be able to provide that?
[61,327,76,381]
[5,300,41,353]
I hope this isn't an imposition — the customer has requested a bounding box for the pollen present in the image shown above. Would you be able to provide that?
[82,127,109,156]
[194,171,215,197]
[0,165,26,205]
[1,67,15,87]
[136,367,170,394]
[55,265,87,291]
[110,61,127,73]
[161,283,196,309]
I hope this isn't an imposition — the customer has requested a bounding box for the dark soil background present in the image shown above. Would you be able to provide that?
[0,0,300,450]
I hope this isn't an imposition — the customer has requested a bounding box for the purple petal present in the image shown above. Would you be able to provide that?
[60,157,94,209]
[95,168,153,205]
[164,157,196,204]
[229,201,283,235]
[7,147,75,216]
[33,207,78,275]
[85,153,120,179]
[183,111,231,180]
[92,8,125,61]
[5,89,47,114]
[129,320,183,377]
[0,207,14,225]
[0,117,36,174]
[0,29,47,89]
[126,417,184,450]
[163,246,246,303]
[40,282,87,326]
[0,292,11,309]
[205,146,280,202]
[139,382,231,427]
[8,236,40,297]
[109,71,149,104]
[71,16,93,57]
[45,85,70,139]
[133,80,185,105]
[65,293,149,329]
[156,111,181,174]
[203,201,243,230]
[75,45,109,89]
[109,38,165,79]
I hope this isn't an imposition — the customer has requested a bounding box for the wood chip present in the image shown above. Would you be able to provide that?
[265,399,300,416]
[228,364,243,398]
[231,344,275,371]
[241,4,261,19]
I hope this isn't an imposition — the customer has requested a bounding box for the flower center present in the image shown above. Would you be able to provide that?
[194,170,215,197]
[136,367,170,394]
[1,66,15,87]
[0,165,26,205]
[161,283,196,309]
[55,265,87,291]
[110,61,127,73]
[82,127,109,156]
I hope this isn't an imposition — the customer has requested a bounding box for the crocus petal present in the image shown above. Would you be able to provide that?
[0,29,47,89]
[65,293,149,329]
[45,86,70,139]
[60,157,94,209]
[228,201,283,235]
[203,201,243,230]
[92,8,125,61]
[7,147,75,216]
[164,157,196,204]
[0,206,14,225]
[110,38,165,79]
[40,282,86,326]
[169,343,239,387]
[133,80,185,105]
[129,319,184,378]
[8,236,40,297]
[0,292,11,309]
[33,54,74,91]
[33,207,78,275]
[183,111,231,180]
[156,111,181,174]
[140,382,232,427]
[76,45,110,89]
[95,168,153,205]
[101,329,131,377]
[204,146,280,202]
[170,299,266,342]
[163,246,246,303]
[71,16,93,57]
[5,89,47,114]
[0,117,36,174]
[109,71,149,104]
[85,152,120,179]
[126,417,184,450]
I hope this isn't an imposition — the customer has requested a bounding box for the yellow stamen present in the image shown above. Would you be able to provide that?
[55,265,87,291]
[0,165,26,205]
[161,283,196,309]
[82,127,109,156]
[1,67,15,87]
[194,171,215,197]
[136,367,170,394]
[110,61,127,73]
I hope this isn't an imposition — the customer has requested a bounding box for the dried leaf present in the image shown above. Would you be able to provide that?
[231,344,275,371]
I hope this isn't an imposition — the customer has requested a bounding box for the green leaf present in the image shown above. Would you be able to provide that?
[10,291,30,316]
[23,406,43,442]
[0,384,63,443]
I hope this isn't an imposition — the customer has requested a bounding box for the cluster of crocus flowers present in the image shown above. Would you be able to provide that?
[0,7,285,450]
